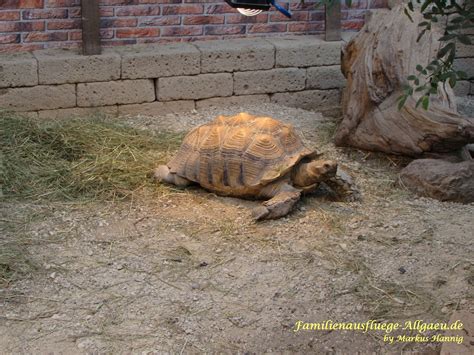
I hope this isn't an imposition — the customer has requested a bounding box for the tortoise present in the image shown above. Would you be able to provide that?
[155,112,359,220]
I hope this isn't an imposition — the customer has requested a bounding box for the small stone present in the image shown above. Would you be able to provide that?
[398,267,406,274]
[199,261,208,267]
[49,272,56,279]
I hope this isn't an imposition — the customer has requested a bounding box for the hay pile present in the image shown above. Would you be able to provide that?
[1,111,185,286]
[0,111,183,201]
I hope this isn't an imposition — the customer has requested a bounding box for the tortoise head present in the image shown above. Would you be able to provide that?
[292,159,337,187]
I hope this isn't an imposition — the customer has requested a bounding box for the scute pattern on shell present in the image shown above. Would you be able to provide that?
[168,113,315,195]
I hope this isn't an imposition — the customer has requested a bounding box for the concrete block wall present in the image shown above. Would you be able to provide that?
[0,36,346,118]
[453,28,474,98]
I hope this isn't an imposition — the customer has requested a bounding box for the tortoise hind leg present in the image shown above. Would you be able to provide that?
[154,165,192,187]
[252,183,301,221]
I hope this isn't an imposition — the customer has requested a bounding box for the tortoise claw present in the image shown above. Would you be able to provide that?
[251,206,270,221]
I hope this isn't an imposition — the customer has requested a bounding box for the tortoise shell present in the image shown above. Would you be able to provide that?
[168,112,317,196]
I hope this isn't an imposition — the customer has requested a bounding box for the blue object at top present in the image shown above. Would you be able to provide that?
[271,0,292,18]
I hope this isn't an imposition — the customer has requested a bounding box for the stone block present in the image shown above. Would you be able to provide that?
[234,68,306,95]
[271,89,341,111]
[0,84,75,111]
[266,36,342,67]
[37,106,119,120]
[457,40,474,58]
[306,65,346,89]
[118,101,195,116]
[77,80,155,107]
[454,58,474,79]
[120,43,200,79]
[195,38,274,73]
[453,80,470,97]
[34,48,121,84]
[196,94,270,110]
[0,52,38,88]
[158,73,232,101]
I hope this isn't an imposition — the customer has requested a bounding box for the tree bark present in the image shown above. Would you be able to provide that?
[335,4,474,156]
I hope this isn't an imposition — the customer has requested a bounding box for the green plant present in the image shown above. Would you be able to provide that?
[399,0,473,109]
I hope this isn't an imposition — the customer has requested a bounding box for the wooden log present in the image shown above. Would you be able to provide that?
[82,0,101,55]
[335,5,474,156]
[325,0,341,42]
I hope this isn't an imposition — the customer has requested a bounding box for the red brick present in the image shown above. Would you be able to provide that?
[0,33,20,44]
[342,10,366,20]
[0,10,20,20]
[102,39,138,46]
[1,0,43,9]
[290,2,319,11]
[248,23,287,33]
[139,16,180,26]
[116,28,160,38]
[46,0,80,7]
[115,6,160,16]
[204,25,245,35]
[99,0,138,5]
[47,19,81,30]
[309,11,325,22]
[69,29,114,41]
[162,5,203,15]
[0,43,44,52]
[23,31,68,42]
[342,20,364,30]
[225,13,268,24]
[206,4,237,14]
[22,9,67,19]
[68,7,81,17]
[183,15,224,25]
[100,18,137,28]
[69,30,82,40]
[0,21,45,31]
[270,11,308,22]
[161,26,203,36]
[288,22,324,32]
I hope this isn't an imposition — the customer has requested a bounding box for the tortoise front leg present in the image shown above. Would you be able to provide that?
[154,165,192,187]
[324,167,361,201]
[252,183,302,221]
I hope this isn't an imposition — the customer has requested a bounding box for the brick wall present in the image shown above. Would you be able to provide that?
[0,0,387,52]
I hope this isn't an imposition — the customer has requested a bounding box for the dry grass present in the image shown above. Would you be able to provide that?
[1,110,184,201]
[0,110,185,285]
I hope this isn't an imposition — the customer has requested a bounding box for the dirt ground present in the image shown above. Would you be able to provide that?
[1,104,473,354]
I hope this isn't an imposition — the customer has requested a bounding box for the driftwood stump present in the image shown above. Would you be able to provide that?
[335,4,474,156]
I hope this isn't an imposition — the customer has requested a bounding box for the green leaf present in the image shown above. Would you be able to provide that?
[404,8,414,22]
[422,96,430,110]
[416,64,424,72]
[449,76,456,87]
[458,35,472,45]
[437,42,455,59]
[398,95,408,110]
[407,75,417,81]
[439,34,457,41]
[421,0,432,12]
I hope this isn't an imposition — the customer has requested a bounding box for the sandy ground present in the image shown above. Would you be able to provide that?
[1,104,473,354]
